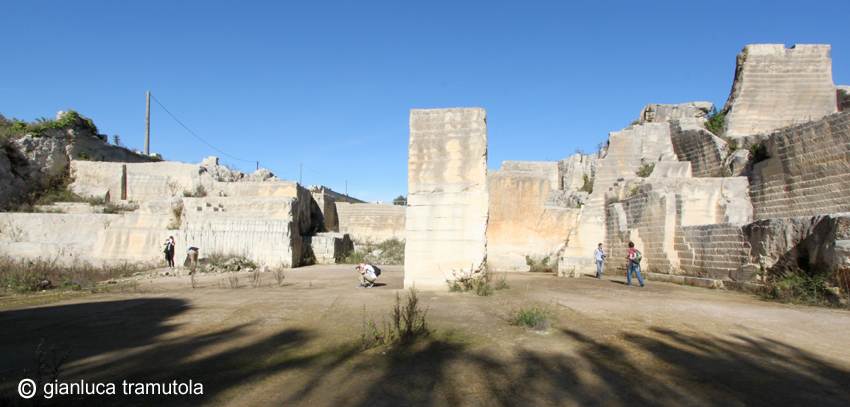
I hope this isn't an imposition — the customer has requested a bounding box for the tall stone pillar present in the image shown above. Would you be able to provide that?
[404,108,489,290]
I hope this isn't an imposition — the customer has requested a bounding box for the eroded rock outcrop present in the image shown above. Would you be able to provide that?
[639,102,713,124]
[0,111,156,207]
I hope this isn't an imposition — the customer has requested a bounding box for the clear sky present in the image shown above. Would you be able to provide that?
[2,1,848,203]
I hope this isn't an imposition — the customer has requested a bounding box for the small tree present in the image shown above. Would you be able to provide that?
[112,135,121,147]
[704,107,725,135]
[393,195,407,206]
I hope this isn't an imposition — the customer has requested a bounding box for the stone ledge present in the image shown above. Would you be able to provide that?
[644,272,763,291]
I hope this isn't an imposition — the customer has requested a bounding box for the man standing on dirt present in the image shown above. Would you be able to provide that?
[163,236,175,269]
[625,242,644,287]
[594,243,605,279]
[356,262,377,288]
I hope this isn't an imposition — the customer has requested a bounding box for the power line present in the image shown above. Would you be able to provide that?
[149,93,255,163]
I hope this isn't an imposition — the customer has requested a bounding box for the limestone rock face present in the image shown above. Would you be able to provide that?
[559,122,680,275]
[336,202,406,242]
[744,213,850,274]
[639,102,713,124]
[721,44,837,138]
[404,108,489,289]
[725,149,752,176]
[749,110,850,220]
[669,119,729,177]
[559,154,595,192]
[487,168,579,272]
[604,177,753,278]
[13,135,70,180]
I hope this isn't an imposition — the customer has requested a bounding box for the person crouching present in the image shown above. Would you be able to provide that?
[356,262,377,288]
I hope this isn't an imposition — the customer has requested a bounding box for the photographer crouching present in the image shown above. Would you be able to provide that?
[355,262,381,288]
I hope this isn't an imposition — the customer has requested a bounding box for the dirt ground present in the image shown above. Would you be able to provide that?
[1,265,849,407]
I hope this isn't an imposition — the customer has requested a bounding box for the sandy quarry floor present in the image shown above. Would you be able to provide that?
[1,265,849,407]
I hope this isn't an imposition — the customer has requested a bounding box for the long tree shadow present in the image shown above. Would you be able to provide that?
[4,298,850,407]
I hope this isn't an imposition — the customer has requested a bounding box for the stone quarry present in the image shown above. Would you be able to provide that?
[1,43,849,291]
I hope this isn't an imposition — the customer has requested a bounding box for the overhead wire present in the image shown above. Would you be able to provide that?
[149,93,255,163]
[150,93,355,188]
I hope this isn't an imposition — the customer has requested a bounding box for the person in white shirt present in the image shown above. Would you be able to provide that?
[593,243,605,279]
[357,262,377,288]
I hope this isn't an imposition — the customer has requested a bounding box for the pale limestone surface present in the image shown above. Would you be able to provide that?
[487,168,579,272]
[11,159,326,267]
[302,232,352,264]
[559,122,679,275]
[405,108,488,289]
[311,191,338,232]
[499,161,561,190]
[559,154,596,192]
[669,119,729,177]
[721,44,837,138]
[749,110,850,220]
[335,202,406,242]
[603,177,753,277]
[175,196,303,266]
[638,102,713,124]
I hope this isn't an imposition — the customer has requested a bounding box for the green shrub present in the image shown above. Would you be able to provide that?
[636,163,655,178]
[510,303,554,331]
[703,107,725,135]
[759,271,845,307]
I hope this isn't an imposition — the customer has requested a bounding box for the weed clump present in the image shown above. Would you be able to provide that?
[510,303,554,331]
[361,288,432,350]
[448,267,496,296]
[0,256,155,294]
[636,162,655,178]
[758,269,848,308]
[182,184,207,198]
[526,256,554,273]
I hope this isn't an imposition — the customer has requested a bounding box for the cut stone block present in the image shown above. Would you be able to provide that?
[404,108,489,290]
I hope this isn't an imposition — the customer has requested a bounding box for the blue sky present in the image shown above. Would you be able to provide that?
[2,1,848,203]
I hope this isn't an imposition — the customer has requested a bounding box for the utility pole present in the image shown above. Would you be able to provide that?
[299,163,302,185]
[144,91,150,155]
[256,161,259,171]
[346,180,348,196]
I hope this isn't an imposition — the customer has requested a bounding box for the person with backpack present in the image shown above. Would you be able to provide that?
[356,262,380,288]
[625,241,645,287]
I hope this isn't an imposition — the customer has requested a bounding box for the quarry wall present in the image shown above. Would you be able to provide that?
[487,166,578,272]
[336,202,406,242]
[721,44,837,138]
[749,110,850,220]
[405,108,489,289]
[669,119,729,177]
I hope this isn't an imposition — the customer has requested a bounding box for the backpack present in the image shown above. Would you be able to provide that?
[632,250,643,264]
[372,265,382,277]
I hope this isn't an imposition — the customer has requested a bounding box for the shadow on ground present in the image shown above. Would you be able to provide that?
[2,294,848,406]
